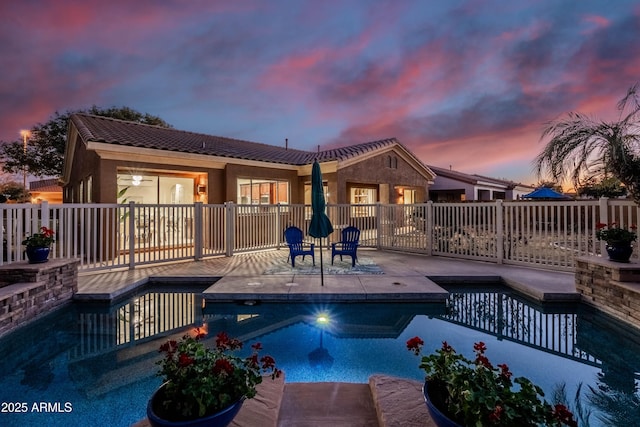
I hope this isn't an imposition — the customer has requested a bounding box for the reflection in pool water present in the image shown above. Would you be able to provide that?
[0,284,638,427]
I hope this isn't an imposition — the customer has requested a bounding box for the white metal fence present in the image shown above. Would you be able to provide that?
[1,198,636,271]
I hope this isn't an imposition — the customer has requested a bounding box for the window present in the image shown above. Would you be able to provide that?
[350,186,377,217]
[403,189,416,204]
[387,155,398,169]
[116,173,195,204]
[237,178,289,205]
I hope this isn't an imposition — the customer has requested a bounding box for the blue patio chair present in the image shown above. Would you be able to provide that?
[331,226,360,267]
[284,226,315,267]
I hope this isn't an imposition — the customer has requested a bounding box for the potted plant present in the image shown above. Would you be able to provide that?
[22,226,55,263]
[595,222,637,262]
[148,328,281,427]
[407,338,578,427]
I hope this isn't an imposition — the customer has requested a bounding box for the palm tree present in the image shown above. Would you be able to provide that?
[535,84,640,204]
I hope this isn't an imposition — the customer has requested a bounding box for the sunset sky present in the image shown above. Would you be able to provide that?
[2,0,639,187]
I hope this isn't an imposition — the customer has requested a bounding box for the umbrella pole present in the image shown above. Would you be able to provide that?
[319,238,324,286]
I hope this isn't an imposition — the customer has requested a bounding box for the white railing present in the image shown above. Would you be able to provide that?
[0,198,636,271]
[441,290,600,366]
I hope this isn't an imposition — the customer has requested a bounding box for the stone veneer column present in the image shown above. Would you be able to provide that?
[575,256,640,328]
[0,259,79,337]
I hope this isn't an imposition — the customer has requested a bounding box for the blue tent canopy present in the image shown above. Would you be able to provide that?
[523,187,569,199]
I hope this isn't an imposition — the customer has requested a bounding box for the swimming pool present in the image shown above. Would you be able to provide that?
[0,284,638,426]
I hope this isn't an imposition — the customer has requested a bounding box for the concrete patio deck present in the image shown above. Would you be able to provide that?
[76,248,578,303]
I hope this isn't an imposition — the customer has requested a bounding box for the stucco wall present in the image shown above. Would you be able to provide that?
[334,150,430,204]
[65,134,102,202]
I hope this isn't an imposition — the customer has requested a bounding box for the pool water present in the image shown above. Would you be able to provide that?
[0,284,638,427]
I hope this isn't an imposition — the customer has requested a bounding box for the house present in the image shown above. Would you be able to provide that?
[61,114,436,207]
[427,165,533,202]
[29,178,63,203]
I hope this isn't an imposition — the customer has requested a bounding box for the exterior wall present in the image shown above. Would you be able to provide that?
[333,150,430,204]
[65,134,102,202]
[207,169,226,204]
[0,259,79,337]
[429,175,473,201]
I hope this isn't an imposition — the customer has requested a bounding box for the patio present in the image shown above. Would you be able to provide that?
[76,249,578,303]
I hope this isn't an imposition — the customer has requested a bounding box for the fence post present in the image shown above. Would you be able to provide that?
[376,203,382,249]
[276,204,282,250]
[598,197,609,256]
[427,201,433,255]
[128,201,135,269]
[496,200,504,264]
[194,202,203,261]
[40,201,50,229]
[225,202,235,257]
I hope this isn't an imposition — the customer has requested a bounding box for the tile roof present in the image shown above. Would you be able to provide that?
[428,165,530,189]
[29,178,62,191]
[70,114,399,166]
[427,165,480,185]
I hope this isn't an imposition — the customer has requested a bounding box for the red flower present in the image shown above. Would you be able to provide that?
[497,363,512,379]
[247,353,259,368]
[216,331,230,349]
[213,358,234,375]
[475,354,493,369]
[216,331,242,350]
[488,405,503,423]
[159,340,178,354]
[40,226,55,237]
[194,327,206,340]
[251,342,263,351]
[441,341,453,353]
[260,355,276,370]
[553,404,578,427]
[406,336,424,355]
[178,353,194,367]
[473,341,487,353]
[596,222,607,230]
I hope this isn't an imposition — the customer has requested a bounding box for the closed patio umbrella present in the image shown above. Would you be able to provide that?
[308,160,333,286]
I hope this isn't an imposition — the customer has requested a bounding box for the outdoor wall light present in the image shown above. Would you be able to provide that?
[132,175,142,186]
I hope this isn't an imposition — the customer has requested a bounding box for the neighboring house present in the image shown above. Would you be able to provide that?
[29,178,63,203]
[427,165,533,201]
[61,114,435,207]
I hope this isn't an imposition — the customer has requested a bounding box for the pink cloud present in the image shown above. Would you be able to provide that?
[581,14,611,33]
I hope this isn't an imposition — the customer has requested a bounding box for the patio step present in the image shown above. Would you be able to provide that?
[131,374,433,427]
[368,374,433,427]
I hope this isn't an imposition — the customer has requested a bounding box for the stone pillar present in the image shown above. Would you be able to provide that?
[575,256,640,328]
[0,259,79,337]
